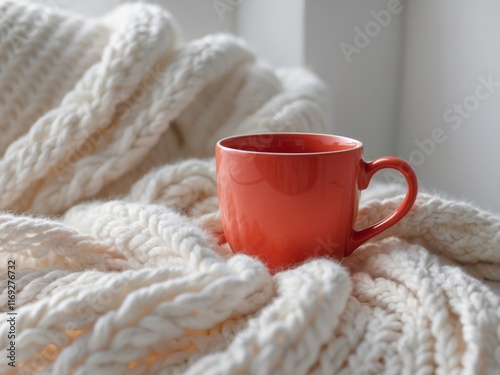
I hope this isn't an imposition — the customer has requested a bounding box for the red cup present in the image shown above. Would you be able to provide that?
[216,133,417,271]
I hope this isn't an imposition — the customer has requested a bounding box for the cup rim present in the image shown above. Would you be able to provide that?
[216,132,363,155]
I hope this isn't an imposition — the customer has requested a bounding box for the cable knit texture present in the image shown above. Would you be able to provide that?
[0,1,499,374]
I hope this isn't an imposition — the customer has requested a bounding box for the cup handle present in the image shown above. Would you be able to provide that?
[345,156,418,256]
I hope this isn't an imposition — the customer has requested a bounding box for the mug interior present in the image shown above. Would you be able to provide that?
[218,133,362,154]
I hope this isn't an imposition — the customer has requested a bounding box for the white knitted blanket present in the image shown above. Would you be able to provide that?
[0,2,499,374]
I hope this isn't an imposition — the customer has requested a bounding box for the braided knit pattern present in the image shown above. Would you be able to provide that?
[0,2,499,374]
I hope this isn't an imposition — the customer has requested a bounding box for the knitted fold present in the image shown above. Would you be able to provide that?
[0,1,498,374]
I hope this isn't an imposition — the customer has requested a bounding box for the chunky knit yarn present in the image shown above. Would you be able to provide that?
[0,1,499,374]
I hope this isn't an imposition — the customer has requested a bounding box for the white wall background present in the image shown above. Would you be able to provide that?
[237,0,304,67]
[399,0,500,210]
[29,0,500,213]
[303,0,405,161]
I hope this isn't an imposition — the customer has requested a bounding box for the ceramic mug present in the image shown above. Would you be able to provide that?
[216,133,418,270]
